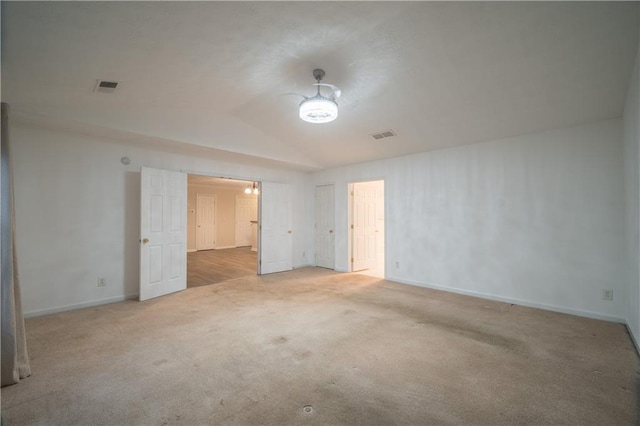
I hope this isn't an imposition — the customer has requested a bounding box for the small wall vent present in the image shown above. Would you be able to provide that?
[93,80,119,93]
[371,129,397,140]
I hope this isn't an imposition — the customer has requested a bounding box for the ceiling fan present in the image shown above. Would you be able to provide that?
[293,69,341,124]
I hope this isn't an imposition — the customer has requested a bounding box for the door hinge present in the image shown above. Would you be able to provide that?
[350,224,354,229]
[351,191,354,196]
[351,258,354,263]
[259,260,262,265]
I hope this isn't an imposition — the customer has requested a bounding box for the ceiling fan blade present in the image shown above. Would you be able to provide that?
[313,83,341,99]
[280,93,308,99]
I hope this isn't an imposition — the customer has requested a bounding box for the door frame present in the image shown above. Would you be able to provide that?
[187,173,260,276]
[347,179,386,275]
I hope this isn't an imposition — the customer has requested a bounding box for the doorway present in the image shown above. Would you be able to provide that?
[187,175,259,288]
[140,168,294,301]
[349,180,385,278]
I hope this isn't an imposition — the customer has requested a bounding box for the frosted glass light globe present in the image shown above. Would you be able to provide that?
[299,97,338,124]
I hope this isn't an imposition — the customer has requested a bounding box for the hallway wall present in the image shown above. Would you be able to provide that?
[187,183,257,251]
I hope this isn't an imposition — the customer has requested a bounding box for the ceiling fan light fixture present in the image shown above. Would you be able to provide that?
[297,68,340,124]
[299,96,338,124]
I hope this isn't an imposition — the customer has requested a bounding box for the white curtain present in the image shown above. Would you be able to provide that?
[1,102,31,386]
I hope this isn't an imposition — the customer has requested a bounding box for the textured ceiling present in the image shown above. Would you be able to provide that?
[2,2,638,171]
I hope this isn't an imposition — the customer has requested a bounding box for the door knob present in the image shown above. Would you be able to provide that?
[329,230,333,233]
[142,238,149,244]
[288,230,292,234]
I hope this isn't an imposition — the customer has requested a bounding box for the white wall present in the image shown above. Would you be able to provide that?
[314,119,626,322]
[623,44,640,346]
[12,124,313,316]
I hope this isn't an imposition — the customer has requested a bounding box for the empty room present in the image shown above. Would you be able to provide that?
[1,2,639,425]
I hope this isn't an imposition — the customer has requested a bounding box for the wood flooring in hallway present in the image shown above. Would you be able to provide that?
[187,247,257,288]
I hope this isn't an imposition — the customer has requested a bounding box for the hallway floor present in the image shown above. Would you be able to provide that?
[187,247,257,288]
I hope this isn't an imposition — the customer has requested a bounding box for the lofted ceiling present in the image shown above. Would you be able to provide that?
[2,2,638,171]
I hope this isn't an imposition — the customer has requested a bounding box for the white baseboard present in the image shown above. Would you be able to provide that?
[187,249,197,253]
[385,275,626,324]
[24,293,139,318]
[215,246,237,250]
[293,262,314,269]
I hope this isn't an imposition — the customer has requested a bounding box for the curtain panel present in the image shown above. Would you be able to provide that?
[1,102,31,386]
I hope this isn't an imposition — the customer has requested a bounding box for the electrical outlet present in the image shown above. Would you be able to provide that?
[602,289,613,301]
[98,277,107,287]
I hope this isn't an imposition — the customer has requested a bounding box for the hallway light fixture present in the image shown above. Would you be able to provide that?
[245,182,259,195]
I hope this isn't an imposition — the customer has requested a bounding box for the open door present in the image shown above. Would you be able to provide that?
[140,166,187,301]
[352,181,379,272]
[259,182,292,274]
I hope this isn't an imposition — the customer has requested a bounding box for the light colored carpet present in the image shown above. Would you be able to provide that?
[2,267,638,425]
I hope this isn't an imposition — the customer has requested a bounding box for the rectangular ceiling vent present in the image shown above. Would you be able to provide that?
[371,129,397,140]
[93,80,119,93]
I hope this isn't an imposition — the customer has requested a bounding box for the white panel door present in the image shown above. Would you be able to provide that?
[376,186,385,259]
[235,196,255,247]
[352,183,377,272]
[260,182,292,274]
[196,194,216,250]
[140,167,187,301]
[315,185,335,269]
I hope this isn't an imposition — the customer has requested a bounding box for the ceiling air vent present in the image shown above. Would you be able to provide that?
[371,129,397,140]
[93,80,119,93]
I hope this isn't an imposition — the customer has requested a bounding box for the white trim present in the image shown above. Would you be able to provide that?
[385,275,626,324]
[187,249,197,253]
[293,262,314,269]
[24,293,139,318]
[214,245,237,250]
